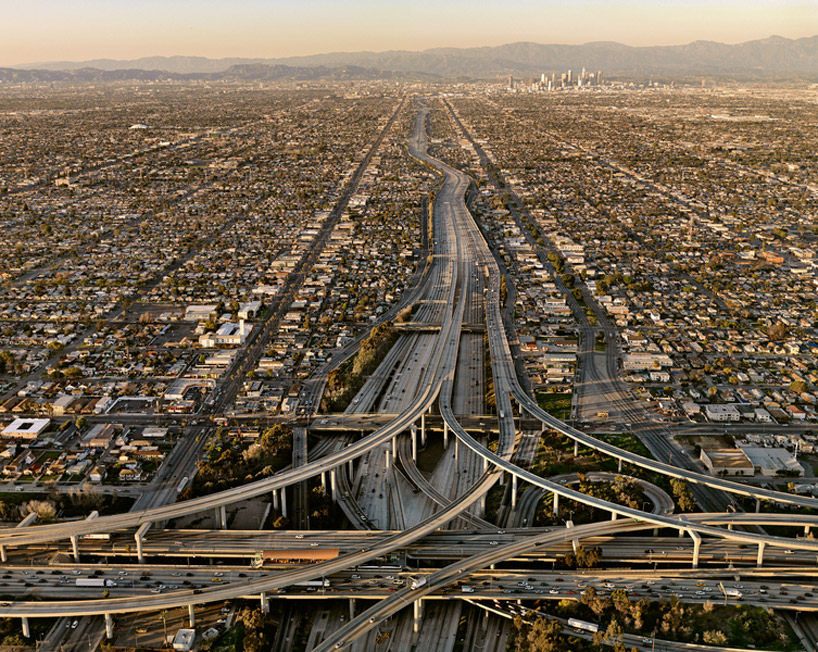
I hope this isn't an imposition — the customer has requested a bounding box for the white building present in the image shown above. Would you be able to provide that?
[238,300,262,320]
[704,404,742,422]
[1,418,51,440]
[199,321,250,348]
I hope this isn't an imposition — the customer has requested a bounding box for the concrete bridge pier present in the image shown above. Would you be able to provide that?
[511,474,518,508]
[384,449,391,471]
[454,437,459,461]
[104,613,113,639]
[321,472,327,495]
[0,545,6,563]
[757,541,766,567]
[574,441,579,457]
[411,427,418,461]
[280,488,288,519]
[260,592,269,613]
[21,617,29,639]
[566,520,578,552]
[688,529,701,568]
[443,422,449,449]
[188,604,196,627]
[413,599,423,634]
[70,535,80,563]
[349,598,356,620]
[610,512,617,521]
[272,489,280,510]
[392,436,397,458]
[421,413,426,446]
[617,458,623,473]
[553,492,559,517]
[135,522,151,564]
[215,505,227,529]
[331,469,338,501]
[755,498,761,513]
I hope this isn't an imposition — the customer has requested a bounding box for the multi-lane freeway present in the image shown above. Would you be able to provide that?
[0,100,816,652]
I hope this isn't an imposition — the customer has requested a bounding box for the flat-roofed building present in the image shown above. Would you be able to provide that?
[700,448,753,476]
[1,418,50,440]
[704,404,742,422]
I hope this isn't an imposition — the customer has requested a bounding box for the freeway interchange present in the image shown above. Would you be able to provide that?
[0,101,817,651]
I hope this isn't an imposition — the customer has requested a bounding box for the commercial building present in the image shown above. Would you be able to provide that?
[1,418,51,440]
[699,448,754,476]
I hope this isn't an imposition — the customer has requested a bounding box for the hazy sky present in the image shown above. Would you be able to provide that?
[2,0,816,66]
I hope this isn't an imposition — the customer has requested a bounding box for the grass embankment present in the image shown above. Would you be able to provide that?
[536,390,572,421]
[321,321,399,412]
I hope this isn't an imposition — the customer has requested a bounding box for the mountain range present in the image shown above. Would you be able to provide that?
[6,35,818,82]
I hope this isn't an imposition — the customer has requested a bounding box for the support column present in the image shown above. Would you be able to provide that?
[421,413,426,446]
[104,613,113,640]
[348,460,353,478]
[272,489,279,510]
[443,422,449,449]
[0,546,5,563]
[688,529,701,569]
[573,441,579,457]
[215,505,227,529]
[617,458,623,473]
[349,598,356,620]
[413,599,423,634]
[727,523,733,531]
[188,604,196,628]
[454,437,459,461]
[411,427,417,461]
[280,488,287,519]
[483,457,488,472]
[805,525,811,537]
[756,541,766,568]
[511,475,517,508]
[331,469,338,501]
[260,592,269,613]
[566,520,578,552]
[135,522,151,564]
[21,617,29,639]
[321,472,327,495]
[611,512,617,521]
[755,498,761,513]
[384,449,391,471]
[553,492,559,516]
[479,494,486,516]
[392,437,397,458]
[70,535,79,563]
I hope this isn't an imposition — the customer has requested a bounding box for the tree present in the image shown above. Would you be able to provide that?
[670,478,696,512]
[790,380,807,395]
[20,500,57,523]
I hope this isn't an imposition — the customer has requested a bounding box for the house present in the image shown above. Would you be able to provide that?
[88,466,104,483]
